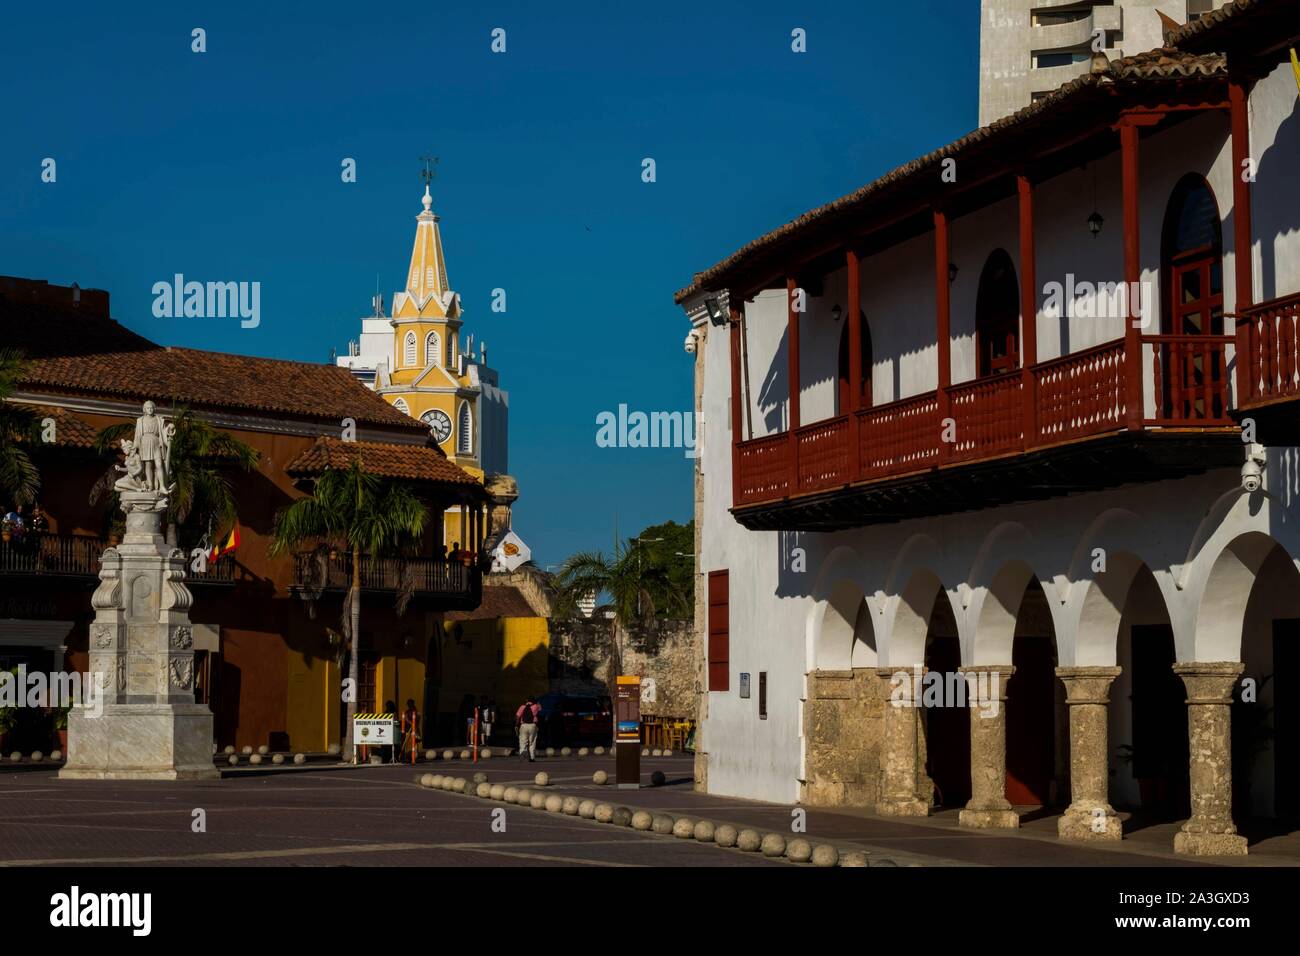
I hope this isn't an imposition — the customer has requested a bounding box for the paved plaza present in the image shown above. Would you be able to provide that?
[0,753,1296,867]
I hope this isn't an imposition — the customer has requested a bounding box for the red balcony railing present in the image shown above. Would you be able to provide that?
[733,334,1236,510]
[1145,334,1233,425]
[948,374,1023,461]
[1234,293,1300,407]
[1034,340,1127,442]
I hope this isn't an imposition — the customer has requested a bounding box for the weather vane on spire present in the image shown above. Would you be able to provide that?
[419,155,439,187]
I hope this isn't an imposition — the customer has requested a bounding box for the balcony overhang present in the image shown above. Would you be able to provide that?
[731,428,1242,532]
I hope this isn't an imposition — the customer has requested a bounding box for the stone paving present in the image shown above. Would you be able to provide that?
[1,752,1297,867]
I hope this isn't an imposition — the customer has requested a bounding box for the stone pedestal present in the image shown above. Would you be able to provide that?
[958,665,1019,829]
[1056,666,1122,841]
[1172,662,1248,856]
[60,491,217,780]
[873,667,929,817]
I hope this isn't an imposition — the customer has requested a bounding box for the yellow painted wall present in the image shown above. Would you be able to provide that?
[436,616,549,721]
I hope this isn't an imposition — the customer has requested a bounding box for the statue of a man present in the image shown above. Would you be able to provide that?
[134,401,167,492]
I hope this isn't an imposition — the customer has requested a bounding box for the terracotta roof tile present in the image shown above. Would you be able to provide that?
[285,435,481,488]
[2,296,427,433]
[1169,0,1274,48]
[674,48,1227,304]
[21,405,100,448]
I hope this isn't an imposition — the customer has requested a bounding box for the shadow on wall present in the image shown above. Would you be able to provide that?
[1254,96,1300,303]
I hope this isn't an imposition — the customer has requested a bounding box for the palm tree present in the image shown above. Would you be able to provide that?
[269,460,428,762]
[0,349,40,507]
[552,539,688,685]
[90,405,259,546]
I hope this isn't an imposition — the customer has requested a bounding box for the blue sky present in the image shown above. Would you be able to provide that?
[0,0,977,566]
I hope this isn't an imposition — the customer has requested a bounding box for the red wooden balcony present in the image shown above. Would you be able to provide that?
[1233,293,1300,443]
[733,335,1238,528]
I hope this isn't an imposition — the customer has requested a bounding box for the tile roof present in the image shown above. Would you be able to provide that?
[1,295,428,434]
[22,405,100,449]
[284,435,481,488]
[445,584,540,621]
[674,48,1227,304]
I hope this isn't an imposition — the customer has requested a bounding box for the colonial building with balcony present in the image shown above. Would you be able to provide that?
[1,275,490,754]
[678,0,1300,855]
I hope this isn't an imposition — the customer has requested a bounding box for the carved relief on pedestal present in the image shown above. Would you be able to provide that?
[91,624,115,649]
[168,657,194,690]
[116,656,127,694]
[162,562,193,611]
[170,625,193,649]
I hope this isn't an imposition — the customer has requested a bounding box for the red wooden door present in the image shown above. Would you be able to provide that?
[1165,249,1225,419]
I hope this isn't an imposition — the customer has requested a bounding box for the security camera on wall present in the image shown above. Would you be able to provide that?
[684,329,700,355]
[1241,446,1267,493]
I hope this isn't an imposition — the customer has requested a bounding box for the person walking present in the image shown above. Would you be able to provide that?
[481,697,496,747]
[516,696,540,762]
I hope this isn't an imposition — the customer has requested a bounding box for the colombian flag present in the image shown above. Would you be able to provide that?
[1292,48,1300,96]
[209,522,241,561]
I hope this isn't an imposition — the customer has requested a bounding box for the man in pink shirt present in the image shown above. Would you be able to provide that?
[516,697,541,762]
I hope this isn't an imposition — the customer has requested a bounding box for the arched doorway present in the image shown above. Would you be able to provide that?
[923,595,970,808]
[976,249,1020,378]
[1005,580,1061,807]
[1113,568,1189,823]
[1159,174,1225,420]
[836,314,873,414]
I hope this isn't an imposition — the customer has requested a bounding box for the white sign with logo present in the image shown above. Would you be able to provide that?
[354,714,397,747]
[491,530,531,572]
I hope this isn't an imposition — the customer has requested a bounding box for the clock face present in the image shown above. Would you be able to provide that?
[422,409,453,444]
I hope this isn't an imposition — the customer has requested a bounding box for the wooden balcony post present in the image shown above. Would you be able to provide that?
[1119,121,1143,428]
[1018,173,1038,447]
[788,276,801,492]
[847,248,862,480]
[730,303,743,506]
[1230,77,1255,406]
[933,207,953,460]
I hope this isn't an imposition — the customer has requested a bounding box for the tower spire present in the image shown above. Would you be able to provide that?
[404,157,451,309]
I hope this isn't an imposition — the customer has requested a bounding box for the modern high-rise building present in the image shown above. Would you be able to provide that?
[980,1,1230,125]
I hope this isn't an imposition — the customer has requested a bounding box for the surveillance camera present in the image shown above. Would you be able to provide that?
[684,329,700,355]
[1241,447,1266,493]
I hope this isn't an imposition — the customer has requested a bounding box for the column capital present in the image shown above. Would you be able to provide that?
[1172,662,1244,703]
[875,665,922,704]
[1055,666,1122,704]
[958,664,1013,705]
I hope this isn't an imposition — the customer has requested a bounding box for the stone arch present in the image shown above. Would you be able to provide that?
[970,559,1037,666]
[1195,531,1291,662]
[1073,551,1150,667]
[887,569,953,668]
[811,579,876,672]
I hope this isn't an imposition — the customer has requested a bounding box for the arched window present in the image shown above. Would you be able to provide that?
[403,331,417,367]
[392,397,409,415]
[976,249,1020,377]
[836,312,873,414]
[1161,174,1224,337]
[457,402,473,456]
[1159,174,1225,420]
[425,330,441,367]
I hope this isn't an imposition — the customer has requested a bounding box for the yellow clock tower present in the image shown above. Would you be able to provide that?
[337,184,512,552]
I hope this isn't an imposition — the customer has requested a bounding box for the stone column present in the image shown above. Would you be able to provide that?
[874,667,929,816]
[958,665,1019,828]
[1056,666,1122,841]
[1172,662,1248,856]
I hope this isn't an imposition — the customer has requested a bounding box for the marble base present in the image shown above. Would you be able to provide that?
[59,703,218,780]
